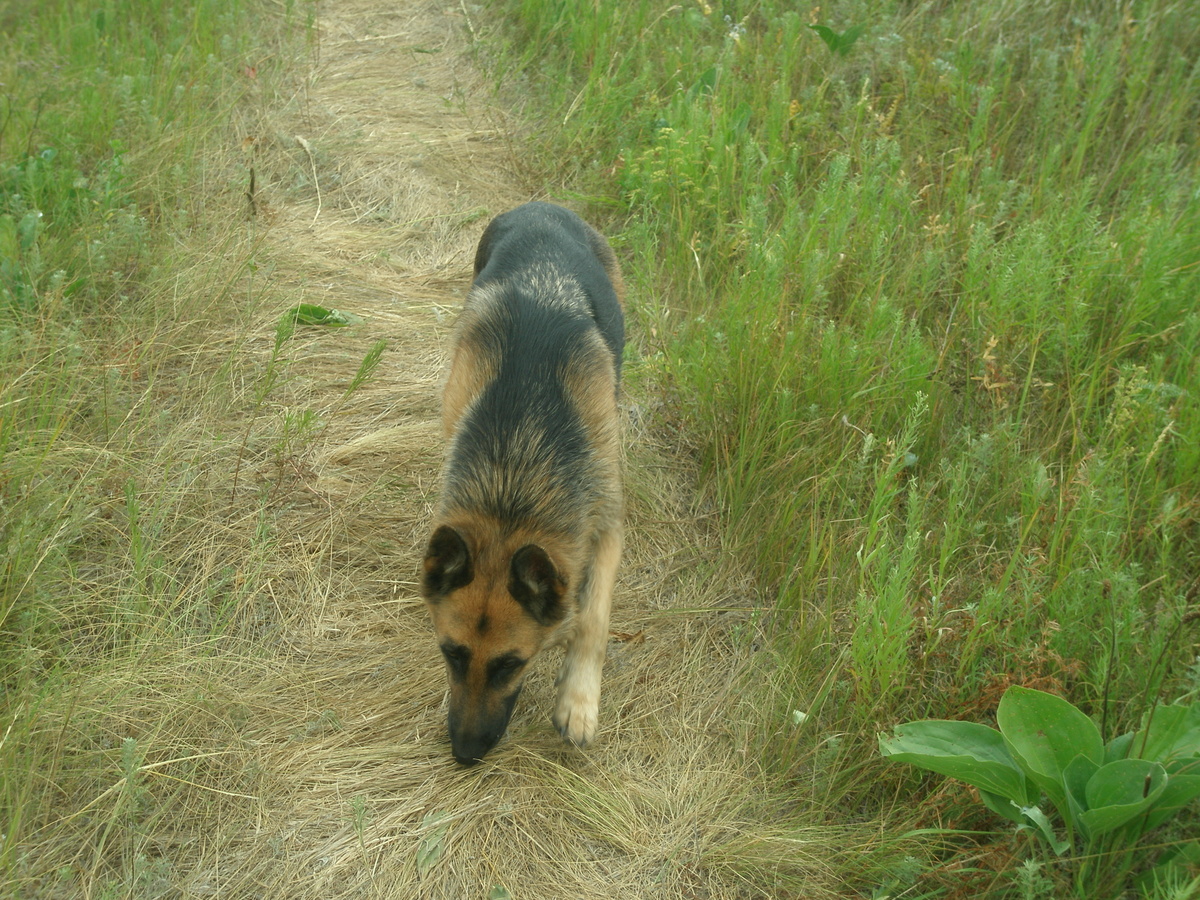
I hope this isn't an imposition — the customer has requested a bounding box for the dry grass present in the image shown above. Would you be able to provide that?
[5,1,885,897]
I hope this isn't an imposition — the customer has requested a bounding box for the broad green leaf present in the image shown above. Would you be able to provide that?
[1017,804,1071,856]
[17,210,43,252]
[729,102,753,139]
[807,24,839,53]
[1062,753,1099,842]
[687,67,718,101]
[1132,702,1200,763]
[1104,731,1134,764]
[879,720,1035,804]
[808,23,865,57]
[281,303,361,328]
[979,788,1026,824]
[1076,759,1166,837]
[1144,773,1200,831]
[1165,756,1200,777]
[488,886,513,900]
[997,686,1103,813]
[837,24,865,55]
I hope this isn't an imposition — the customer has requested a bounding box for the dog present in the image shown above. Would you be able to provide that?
[421,202,624,766]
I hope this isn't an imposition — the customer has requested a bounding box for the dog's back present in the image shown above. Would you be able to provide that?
[471,201,624,373]
[439,202,624,539]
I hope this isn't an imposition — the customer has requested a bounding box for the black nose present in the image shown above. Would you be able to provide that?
[451,731,499,766]
[447,687,521,765]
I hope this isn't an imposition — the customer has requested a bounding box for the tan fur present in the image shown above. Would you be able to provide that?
[562,333,622,464]
[584,227,626,310]
[439,307,499,438]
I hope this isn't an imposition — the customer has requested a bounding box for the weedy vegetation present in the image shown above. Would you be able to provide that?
[491,0,1200,895]
[881,686,1200,896]
[0,0,335,894]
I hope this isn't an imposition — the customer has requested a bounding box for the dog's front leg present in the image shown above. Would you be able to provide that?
[553,526,621,746]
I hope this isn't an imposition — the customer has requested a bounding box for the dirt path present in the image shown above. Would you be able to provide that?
[203,2,818,896]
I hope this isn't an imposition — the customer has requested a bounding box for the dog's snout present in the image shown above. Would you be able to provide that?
[447,686,521,765]
[450,728,501,766]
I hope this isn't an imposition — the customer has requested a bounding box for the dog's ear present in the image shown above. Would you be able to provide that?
[509,545,566,625]
[423,525,473,599]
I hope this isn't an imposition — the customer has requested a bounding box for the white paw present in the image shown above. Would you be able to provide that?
[553,688,599,747]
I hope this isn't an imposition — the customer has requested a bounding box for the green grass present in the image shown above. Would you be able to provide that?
[489,0,1200,895]
[0,0,314,894]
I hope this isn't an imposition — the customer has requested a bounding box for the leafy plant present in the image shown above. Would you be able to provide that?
[342,338,387,399]
[880,686,1200,894]
[348,794,370,862]
[280,302,362,327]
[807,23,864,57]
[0,207,46,312]
[416,810,450,877]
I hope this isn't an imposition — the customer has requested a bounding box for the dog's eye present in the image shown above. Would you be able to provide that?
[487,655,526,687]
[441,643,470,678]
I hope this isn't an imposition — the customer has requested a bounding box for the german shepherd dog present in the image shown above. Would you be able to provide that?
[421,202,624,766]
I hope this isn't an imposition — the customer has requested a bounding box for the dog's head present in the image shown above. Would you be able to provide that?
[421,523,568,765]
